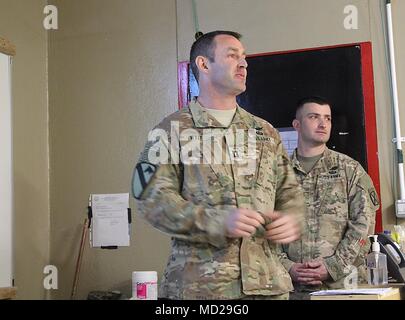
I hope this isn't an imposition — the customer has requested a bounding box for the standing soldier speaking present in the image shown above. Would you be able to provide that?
[131,31,304,300]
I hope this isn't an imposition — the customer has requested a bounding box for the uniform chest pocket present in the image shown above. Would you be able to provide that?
[255,145,277,188]
[182,164,236,206]
[316,176,348,218]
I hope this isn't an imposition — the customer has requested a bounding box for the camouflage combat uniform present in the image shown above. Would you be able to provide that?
[281,148,379,291]
[132,100,304,299]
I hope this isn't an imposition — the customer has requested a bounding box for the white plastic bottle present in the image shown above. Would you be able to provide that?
[366,235,388,286]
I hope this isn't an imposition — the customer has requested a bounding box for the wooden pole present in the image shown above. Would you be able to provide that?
[70,218,89,300]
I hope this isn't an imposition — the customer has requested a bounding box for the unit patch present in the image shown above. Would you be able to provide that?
[369,188,379,206]
[133,162,157,199]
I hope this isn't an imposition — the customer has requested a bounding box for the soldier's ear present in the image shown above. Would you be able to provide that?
[196,56,209,74]
[292,119,300,130]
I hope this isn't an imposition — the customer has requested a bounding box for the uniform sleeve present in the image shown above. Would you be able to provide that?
[279,246,296,272]
[131,136,232,249]
[271,134,306,270]
[273,135,305,229]
[324,165,379,281]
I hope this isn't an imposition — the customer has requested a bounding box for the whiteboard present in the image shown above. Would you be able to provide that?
[0,52,13,287]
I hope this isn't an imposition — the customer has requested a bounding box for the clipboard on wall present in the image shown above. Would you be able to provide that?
[87,193,131,249]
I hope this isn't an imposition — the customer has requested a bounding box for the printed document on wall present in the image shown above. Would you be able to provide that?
[91,193,130,247]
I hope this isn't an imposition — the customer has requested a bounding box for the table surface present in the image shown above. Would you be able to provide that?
[310,285,404,300]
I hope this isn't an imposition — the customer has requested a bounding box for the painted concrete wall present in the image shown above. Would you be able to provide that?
[0,0,49,299]
[48,0,177,299]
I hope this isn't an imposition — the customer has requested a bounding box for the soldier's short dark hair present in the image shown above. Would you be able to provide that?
[189,30,242,83]
[295,96,332,119]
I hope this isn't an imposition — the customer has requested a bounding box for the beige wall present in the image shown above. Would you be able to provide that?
[2,0,405,299]
[177,0,372,60]
[48,0,177,299]
[0,0,49,299]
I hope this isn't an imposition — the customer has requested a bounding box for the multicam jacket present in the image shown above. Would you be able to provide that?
[132,100,305,299]
[281,148,379,289]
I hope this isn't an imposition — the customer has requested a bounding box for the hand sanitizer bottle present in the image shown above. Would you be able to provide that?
[366,235,388,286]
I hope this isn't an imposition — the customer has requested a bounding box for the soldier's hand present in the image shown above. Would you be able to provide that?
[304,260,329,282]
[225,208,265,238]
[264,211,300,243]
[289,263,323,286]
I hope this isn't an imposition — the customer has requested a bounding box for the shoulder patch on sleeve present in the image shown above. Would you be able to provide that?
[132,162,157,199]
[369,188,379,206]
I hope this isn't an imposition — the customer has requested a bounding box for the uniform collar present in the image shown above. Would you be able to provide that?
[291,147,338,173]
[188,99,260,130]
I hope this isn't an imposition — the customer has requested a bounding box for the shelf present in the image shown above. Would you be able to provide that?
[0,287,17,300]
[0,37,16,56]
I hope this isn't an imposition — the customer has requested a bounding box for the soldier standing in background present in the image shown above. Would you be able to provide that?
[281,96,379,299]
[131,31,304,299]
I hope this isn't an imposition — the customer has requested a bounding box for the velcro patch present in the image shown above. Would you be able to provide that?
[133,162,157,199]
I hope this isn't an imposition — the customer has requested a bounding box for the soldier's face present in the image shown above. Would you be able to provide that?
[207,35,248,96]
[296,103,332,146]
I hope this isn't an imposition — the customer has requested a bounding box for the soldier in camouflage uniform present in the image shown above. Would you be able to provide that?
[281,97,379,299]
[131,31,304,299]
